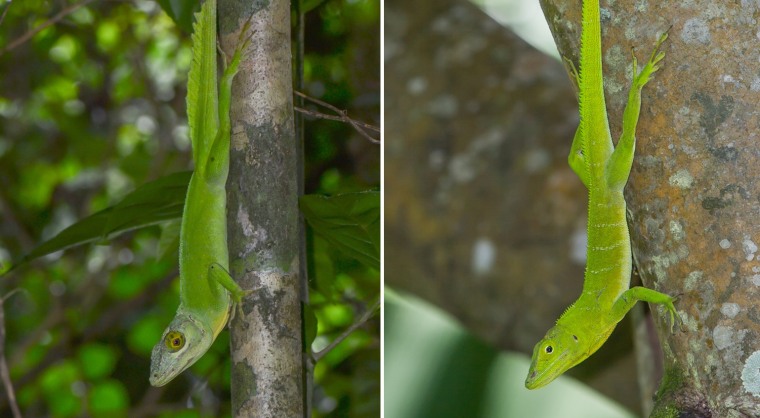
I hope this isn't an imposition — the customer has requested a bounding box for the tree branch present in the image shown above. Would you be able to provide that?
[0,0,100,57]
[294,91,380,144]
[312,297,379,362]
[0,2,11,29]
[0,290,25,418]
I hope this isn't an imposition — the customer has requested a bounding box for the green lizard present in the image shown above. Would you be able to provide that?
[524,0,677,390]
[149,0,251,386]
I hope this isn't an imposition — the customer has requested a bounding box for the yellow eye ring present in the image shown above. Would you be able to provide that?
[165,331,185,351]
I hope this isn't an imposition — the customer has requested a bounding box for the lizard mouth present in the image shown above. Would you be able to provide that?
[525,349,571,389]
[149,353,195,387]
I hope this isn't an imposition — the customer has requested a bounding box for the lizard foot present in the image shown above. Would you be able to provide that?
[633,28,669,88]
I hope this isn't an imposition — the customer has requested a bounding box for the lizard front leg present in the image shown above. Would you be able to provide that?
[208,263,253,320]
[610,286,679,332]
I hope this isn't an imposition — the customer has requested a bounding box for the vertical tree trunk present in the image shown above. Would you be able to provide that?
[219,0,304,416]
[541,0,760,415]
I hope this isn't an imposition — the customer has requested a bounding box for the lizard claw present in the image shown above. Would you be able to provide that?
[219,14,256,71]
[229,287,258,323]
[664,294,682,333]
[633,29,668,88]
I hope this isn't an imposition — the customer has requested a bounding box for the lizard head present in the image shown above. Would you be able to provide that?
[524,324,583,389]
[149,313,213,386]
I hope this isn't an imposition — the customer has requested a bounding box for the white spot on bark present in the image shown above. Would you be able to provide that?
[742,351,760,398]
[681,18,711,45]
[236,203,267,257]
[407,77,427,95]
[751,76,760,92]
[743,238,758,261]
[719,239,731,249]
[669,221,685,241]
[684,270,703,292]
[237,203,255,237]
[471,238,496,276]
[720,303,740,318]
[752,275,760,287]
[668,170,694,189]
[713,325,734,350]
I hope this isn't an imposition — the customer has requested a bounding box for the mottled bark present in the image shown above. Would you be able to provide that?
[385,0,644,411]
[542,0,760,416]
[220,0,303,416]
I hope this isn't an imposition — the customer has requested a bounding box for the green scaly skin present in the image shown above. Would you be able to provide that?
[149,0,251,387]
[524,0,677,390]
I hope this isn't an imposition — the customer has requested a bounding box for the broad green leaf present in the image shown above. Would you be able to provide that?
[300,191,379,270]
[156,0,200,33]
[157,220,181,262]
[7,171,191,273]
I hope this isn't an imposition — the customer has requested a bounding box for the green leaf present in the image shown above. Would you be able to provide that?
[77,344,118,379]
[300,191,379,270]
[156,0,200,33]
[88,379,129,416]
[7,171,191,273]
[157,220,181,262]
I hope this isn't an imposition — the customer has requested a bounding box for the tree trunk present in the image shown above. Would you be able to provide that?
[219,0,304,416]
[541,0,760,415]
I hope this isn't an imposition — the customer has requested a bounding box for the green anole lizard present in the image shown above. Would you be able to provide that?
[149,0,251,386]
[524,0,677,389]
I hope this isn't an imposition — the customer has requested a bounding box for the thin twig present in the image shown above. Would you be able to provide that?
[294,107,379,133]
[0,0,100,57]
[294,91,380,144]
[0,289,25,418]
[312,297,380,362]
[0,2,11,29]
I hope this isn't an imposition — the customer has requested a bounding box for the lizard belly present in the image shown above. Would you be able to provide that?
[583,191,631,306]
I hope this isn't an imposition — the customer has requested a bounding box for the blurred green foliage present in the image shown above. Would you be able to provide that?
[0,0,379,416]
[385,291,636,418]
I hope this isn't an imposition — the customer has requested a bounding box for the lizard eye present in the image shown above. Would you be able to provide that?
[545,345,553,354]
[165,331,185,352]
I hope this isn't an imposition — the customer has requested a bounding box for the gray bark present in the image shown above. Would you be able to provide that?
[220,0,304,416]
[542,0,760,416]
